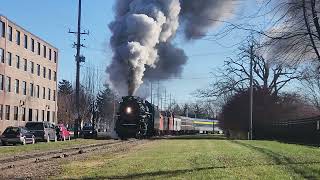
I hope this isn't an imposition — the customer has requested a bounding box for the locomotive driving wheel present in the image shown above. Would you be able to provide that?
[136,122,147,139]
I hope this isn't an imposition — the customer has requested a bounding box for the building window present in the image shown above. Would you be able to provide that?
[52,112,55,123]
[0,48,4,63]
[24,34,28,49]
[16,30,20,45]
[49,49,52,60]
[42,110,45,121]
[36,64,40,76]
[47,111,50,122]
[28,108,33,121]
[53,90,56,101]
[22,81,26,95]
[30,61,34,74]
[43,45,46,58]
[5,105,10,120]
[36,85,40,98]
[14,79,19,94]
[35,109,39,122]
[48,69,51,80]
[24,59,27,71]
[14,106,18,120]
[7,52,12,66]
[8,26,12,41]
[0,104,3,120]
[54,51,57,63]
[0,74,3,90]
[48,88,51,100]
[37,42,41,55]
[30,83,34,97]
[31,38,35,52]
[54,71,57,81]
[5,76,11,92]
[43,67,46,78]
[16,55,20,69]
[42,87,46,99]
[22,107,26,121]
[0,21,5,38]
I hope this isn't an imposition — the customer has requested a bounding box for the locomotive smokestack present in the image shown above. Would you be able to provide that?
[107,0,237,95]
[128,67,135,96]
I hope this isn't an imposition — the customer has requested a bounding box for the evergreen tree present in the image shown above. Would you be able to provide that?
[96,84,116,127]
[57,80,74,125]
[58,80,73,95]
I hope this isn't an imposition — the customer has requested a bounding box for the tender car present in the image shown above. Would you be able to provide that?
[56,124,71,141]
[81,126,98,138]
[25,122,57,142]
[0,126,35,145]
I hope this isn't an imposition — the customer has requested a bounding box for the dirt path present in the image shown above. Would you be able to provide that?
[0,139,148,179]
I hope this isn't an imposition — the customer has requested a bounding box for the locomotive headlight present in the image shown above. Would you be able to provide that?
[126,107,132,114]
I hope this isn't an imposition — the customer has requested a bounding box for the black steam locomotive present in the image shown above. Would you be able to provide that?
[115,96,158,139]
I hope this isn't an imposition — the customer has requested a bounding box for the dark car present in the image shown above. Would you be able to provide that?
[25,122,57,142]
[81,126,97,138]
[0,126,35,145]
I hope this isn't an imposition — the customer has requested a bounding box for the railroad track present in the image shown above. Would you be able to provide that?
[0,139,138,171]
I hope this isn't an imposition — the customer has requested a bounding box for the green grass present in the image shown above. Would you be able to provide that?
[0,139,105,158]
[58,136,320,179]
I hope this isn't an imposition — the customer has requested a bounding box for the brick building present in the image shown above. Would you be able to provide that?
[0,15,58,133]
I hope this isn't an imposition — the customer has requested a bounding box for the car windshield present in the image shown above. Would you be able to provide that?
[3,127,20,134]
[25,123,44,130]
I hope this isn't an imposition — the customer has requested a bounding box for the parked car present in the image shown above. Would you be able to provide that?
[56,124,71,141]
[81,126,97,138]
[0,126,35,145]
[25,122,57,142]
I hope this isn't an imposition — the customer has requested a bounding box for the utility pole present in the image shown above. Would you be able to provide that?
[157,81,160,110]
[164,89,167,111]
[169,93,171,111]
[186,107,189,117]
[69,0,89,138]
[249,44,254,140]
[112,94,116,131]
[150,82,153,104]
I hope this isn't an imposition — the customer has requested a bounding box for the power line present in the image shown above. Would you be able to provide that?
[80,65,216,80]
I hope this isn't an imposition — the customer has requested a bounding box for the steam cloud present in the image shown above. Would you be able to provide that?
[107,0,236,96]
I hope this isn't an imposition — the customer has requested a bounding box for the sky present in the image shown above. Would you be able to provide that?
[0,0,258,105]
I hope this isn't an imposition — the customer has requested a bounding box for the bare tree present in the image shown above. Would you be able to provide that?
[216,0,320,66]
[79,63,102,127]
[300,66,320,111]
[260,0,320,65]
[197,37,301,98]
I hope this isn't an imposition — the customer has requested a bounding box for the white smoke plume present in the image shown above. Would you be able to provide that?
[107,0,237,96]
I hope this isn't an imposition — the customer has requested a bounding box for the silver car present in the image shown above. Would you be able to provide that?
[25,122,57,142]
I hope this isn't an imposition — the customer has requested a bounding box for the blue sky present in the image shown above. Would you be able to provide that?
[0,0,257,105]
